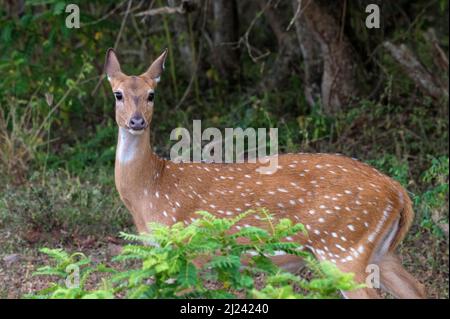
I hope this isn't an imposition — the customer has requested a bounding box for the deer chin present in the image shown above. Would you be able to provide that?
[128,128,145,136]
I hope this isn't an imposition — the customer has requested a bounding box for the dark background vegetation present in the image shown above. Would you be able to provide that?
[0,0,448,298]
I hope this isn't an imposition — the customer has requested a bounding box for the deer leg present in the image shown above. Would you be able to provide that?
[379,252,426,299]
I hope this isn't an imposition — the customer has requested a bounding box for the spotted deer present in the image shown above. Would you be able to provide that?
[104,48,426,299]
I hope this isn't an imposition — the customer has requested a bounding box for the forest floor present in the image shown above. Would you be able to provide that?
[0,218,448,299]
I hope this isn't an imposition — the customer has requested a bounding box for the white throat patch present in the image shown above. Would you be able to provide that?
[117,127,140,164]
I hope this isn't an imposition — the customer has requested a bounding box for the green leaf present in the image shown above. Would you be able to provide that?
[177,262,197,287]
[53,2,66,15]
[207,255,241,270]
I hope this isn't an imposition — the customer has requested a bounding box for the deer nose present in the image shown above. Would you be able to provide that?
[129,116,146,130]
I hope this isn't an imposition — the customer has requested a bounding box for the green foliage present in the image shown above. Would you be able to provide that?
[0,168,132,240]
[368,154,449,237]
[0,1,121,180]
[43,124,117,173]
[27,211,360,299]
[1,1,447,183]
[0,55,95,181]
[253,261,363,299]
[296,104,334,149]
[368,154,410,187]
[29,247,115,299]
[414,156,449,236]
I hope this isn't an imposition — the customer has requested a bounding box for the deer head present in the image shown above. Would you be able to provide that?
[104,48,168,135]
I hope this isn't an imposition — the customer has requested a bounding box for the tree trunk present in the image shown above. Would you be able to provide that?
[173,9,195,75]
[5,0,25,18]
[292,0,322,107]
[212,0,240,84]
[294,0,358,114]
[259,0,301,90]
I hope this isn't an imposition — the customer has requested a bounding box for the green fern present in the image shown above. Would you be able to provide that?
[28,210,360,299]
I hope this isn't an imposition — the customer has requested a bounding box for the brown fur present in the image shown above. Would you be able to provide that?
[104,49,426,299]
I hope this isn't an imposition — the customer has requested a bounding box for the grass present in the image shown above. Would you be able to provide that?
[0,168,132,250]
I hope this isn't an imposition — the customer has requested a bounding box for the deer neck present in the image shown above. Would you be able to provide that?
[115,127,164,202]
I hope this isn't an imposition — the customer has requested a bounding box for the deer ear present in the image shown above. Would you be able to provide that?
[104,48,122,81]
[141,49,168,83]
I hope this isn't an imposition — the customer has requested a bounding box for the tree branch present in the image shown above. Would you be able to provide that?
[383,41,448,100]
[135,0,197,17]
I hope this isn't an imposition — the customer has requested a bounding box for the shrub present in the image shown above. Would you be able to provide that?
[27,211,361,299]
[414,156,449,237]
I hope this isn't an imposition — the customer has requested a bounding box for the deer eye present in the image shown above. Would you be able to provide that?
[147,92,155,102]
[114,91,123,101]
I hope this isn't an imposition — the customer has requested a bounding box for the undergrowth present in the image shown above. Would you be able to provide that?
[27,211,360,299]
